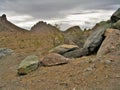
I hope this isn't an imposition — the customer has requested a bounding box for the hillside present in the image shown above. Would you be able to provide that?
[0,15,64,54]
[0,15,88,54]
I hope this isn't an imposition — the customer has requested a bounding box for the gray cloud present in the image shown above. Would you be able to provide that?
[1,0,120,19]
[0,0,120,30]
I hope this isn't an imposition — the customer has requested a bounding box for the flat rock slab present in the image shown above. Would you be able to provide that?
[49,44,79,54]
[18,55,39,75]
[41,53,69,66]
[63,48,88,58]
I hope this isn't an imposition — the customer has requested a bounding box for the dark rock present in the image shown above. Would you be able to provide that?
[1,14,7,21]
[113,20,120,30]
[17,55,39,75]
[83,21,113,54]
[49,44,79,55]
[63,48,89,58]
[41,53,68,66]
[0,48,13,59]
[111,8,120,22]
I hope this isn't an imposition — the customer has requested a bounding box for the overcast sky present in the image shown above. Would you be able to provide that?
[0,0,120,30]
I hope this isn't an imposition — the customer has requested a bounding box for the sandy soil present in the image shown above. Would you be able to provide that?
[0,52,120,90]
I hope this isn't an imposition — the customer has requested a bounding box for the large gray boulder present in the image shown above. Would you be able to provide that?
[111,8,120,22]
[41,53,68,66]
[17,55,39,75]
[49,44,79,55]
[83,21,113,54]
[0,48,13,59]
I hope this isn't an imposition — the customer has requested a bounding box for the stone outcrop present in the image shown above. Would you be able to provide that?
[17,55,39,75]
[111,8,120,22]
[41,53,68,66]
[49,44,79,55]
[97,29,120,57]
[1,14,7,21]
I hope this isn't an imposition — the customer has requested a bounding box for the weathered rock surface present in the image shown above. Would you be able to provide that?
[49,44,79,55]
[0,48,13,59]
[97,29,120,57]
[41,53,68,66]
[83,21,112,54]
[63,48,89,58]
[18,55,39,75]
[113,20,120,30]
[111,8,120,22]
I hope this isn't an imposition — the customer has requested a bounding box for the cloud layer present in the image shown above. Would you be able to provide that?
[0,0,120,30]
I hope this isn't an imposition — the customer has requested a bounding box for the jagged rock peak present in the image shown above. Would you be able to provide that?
[37,21,47,25]
[31,21,59,32]
[31,21,50,29]
[1,14,7,21]
[32,21,50,27]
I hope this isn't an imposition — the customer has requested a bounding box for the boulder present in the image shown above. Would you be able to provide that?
[18,55,39,75]
[111,8,120,22]
[41,53,68,66]
[49,44,79,55]
[0,48,13,59]
[113,20,120,30]
[97,29,120,57]
[63,48,89,58]
[83,21,112,54]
